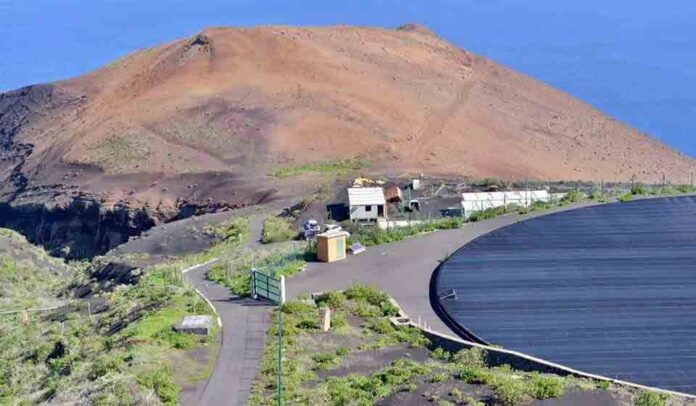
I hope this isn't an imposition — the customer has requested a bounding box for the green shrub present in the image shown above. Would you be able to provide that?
[345,285,390,307]
[618,193,633,202]
[493,378,530,406]
[316,291,347,310]
[370,318,396,334]
[677,185,695,194]
[529,373,565,399]
[596,380,611,390]
[468,206,507,222]
[631,185,649,195]
[452,347,486,367]
[432,347,451,361]
[353,302,383,318]
[282,301,316,317]
[206,218,249,242]
[137,368,180,405]
[430,372,449,383]
[332,312,348,330]
[88,354,124,380]
[262,217,297,244]
[560,189,585,204]
[636,391,669,406]
[459,366,492,384]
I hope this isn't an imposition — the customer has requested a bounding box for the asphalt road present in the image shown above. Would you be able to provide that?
[182,214,273,406]
[184,259,274,406]
[288,202,600,336]
[181,199,623,404]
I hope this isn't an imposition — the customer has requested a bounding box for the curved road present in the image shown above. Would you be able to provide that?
[184,200,602,404]
[288,202,600,334]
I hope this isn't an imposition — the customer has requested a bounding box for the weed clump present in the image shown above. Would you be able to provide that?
[261,217,297,244]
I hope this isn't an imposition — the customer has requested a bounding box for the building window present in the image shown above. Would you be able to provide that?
[365,205,372,212]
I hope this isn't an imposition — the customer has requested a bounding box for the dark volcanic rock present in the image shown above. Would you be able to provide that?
[0,198,156,259]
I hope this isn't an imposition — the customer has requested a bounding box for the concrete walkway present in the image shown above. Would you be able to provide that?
[184,259,273,406]
[182,214,273,406]
[288,202,599,336]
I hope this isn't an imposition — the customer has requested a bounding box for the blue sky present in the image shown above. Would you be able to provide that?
[1,0,694,156]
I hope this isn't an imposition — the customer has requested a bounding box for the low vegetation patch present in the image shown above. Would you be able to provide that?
[0,235,218,405]
[269,158,367,178]
[248,286,655,406]
[346,217,464,247]
[207,244,309,297]
[262,216,297,244]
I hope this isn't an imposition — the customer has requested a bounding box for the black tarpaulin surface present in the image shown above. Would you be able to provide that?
[437,196,696,394]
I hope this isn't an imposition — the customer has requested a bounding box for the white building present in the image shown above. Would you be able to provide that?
[348,187,387,222]
[461,190,551,218]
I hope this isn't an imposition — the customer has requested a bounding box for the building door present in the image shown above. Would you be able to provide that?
[336,237,345,259]
[377,205,384,217]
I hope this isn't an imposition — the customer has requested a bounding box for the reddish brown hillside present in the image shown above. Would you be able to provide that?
[0,24,694,255]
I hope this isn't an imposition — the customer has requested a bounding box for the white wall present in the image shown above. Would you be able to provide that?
[350,204,383,221]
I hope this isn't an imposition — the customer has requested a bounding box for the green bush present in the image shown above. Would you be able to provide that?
[636,391,669,406]
[370,318,396,334]
[452,347,486,367]
[468,206,507,222]
[206,218,249,242]
[493,378,530,406]
[529,373,565,399]
[631,185,649,195]
[345,285,390,307]
[316,291,347,310]
[560,189,585,204]
[137,368,180,405]
[430,372,449,383]
[459,366,492,384]
[347,217,464,247]
[262,217,297,244]
[596,380,611,390]
[431,347,451,361]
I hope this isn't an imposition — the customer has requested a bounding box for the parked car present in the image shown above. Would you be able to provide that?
[323,223,343,233]
[303,219,320,239]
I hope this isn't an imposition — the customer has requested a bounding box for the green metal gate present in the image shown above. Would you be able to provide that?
[251,269,285,304]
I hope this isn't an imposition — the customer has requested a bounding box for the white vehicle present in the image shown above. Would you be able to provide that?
[323,223,343,233]
[303,219,320,239]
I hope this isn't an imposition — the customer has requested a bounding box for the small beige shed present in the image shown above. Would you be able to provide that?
[316,230,349,263]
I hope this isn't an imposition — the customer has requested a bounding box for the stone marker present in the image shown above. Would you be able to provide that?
[174,315,215,335]
[320,307,331,332]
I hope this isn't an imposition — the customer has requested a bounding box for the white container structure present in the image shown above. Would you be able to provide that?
[348,187,387,222]
[461,190,551,218]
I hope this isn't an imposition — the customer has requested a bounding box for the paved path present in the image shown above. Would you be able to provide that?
[182,214,273,406]
[184,259,273,406]
[183,201,599,404]
[288,202,599,336]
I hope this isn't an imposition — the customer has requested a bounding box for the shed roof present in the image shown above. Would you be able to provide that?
[348,187,386,206]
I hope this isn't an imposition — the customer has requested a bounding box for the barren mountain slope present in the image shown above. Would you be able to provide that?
[0,24,693,255]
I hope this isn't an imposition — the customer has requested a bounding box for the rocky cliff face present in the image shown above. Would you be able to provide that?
[0,199,155,259]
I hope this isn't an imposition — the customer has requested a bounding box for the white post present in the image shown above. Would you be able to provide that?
[280,275,286,304]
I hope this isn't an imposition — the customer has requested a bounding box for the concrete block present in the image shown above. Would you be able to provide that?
[174,315,215,335]
[320,307,331,332]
